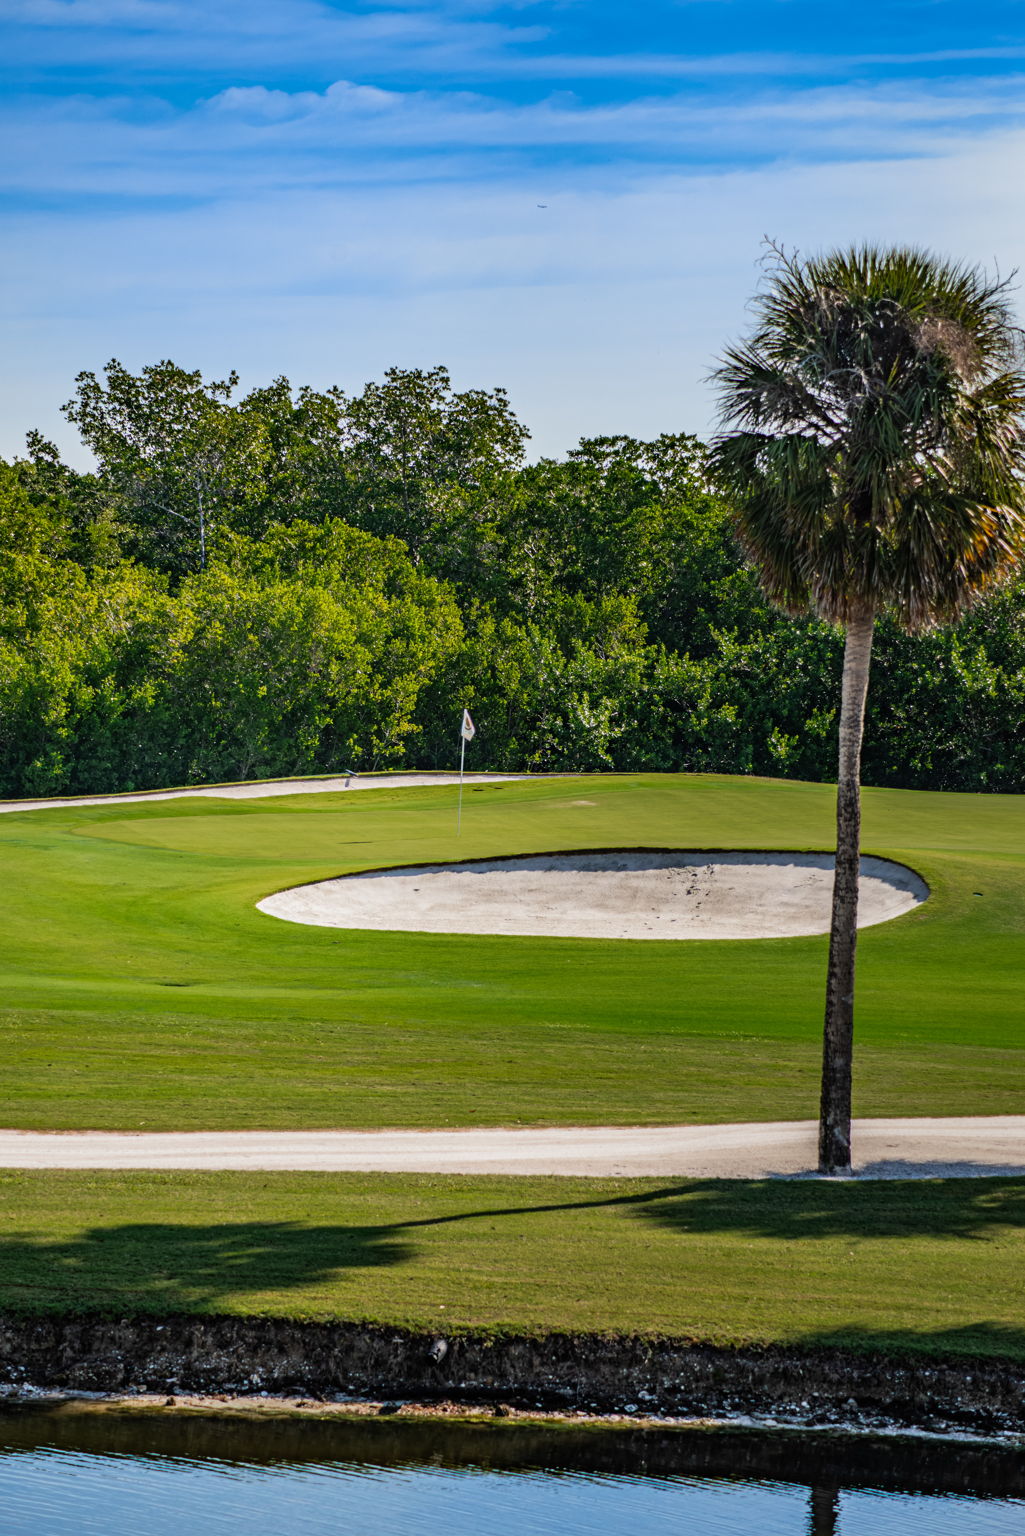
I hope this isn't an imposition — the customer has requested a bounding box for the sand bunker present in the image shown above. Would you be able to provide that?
[258,850,928,941]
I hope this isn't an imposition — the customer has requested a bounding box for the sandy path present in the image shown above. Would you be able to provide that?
[260,850,927,941]
[0,772,532,815]
[1,1118,1022,1178]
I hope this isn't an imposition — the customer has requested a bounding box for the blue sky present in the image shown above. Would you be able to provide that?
[4,0,1025,458]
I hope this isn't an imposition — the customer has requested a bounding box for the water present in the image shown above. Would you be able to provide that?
[0,1409,1022,1535]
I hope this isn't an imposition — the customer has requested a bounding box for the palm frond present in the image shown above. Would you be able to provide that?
[711,245,1025,628]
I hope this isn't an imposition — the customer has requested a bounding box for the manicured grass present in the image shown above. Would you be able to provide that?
[0,772,1022,1129]
[1,1169,1024,1361]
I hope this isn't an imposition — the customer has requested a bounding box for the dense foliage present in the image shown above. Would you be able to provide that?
[1,358,1023,796]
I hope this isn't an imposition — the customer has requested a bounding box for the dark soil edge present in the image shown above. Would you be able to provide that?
[1,1315,1022,1436]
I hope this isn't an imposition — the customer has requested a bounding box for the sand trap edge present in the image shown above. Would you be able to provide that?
[257,847,930,942]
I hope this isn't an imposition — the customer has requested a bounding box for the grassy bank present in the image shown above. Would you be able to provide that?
[1,1170,1024,1360]
[0,772,1022,1129]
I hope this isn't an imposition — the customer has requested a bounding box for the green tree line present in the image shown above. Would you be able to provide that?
[1,356,1023,796]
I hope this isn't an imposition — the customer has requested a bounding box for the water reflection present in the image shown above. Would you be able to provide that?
[0,1408,1021,1536]
[809,1485,840,1535]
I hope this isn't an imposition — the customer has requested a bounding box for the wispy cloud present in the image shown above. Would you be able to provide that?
[5,125,1025,462]
[486,43,1025,81]
[6,0,1025,86]
[4,0,1025,463]
[0,0,549,78]
[4,72,1025,206]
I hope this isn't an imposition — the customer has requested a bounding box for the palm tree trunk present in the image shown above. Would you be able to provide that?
[819,605,875,1176]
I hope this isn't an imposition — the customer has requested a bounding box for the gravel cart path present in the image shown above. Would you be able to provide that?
[1,1118,1021,1178]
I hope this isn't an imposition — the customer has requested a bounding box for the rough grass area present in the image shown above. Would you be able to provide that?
[0,772,1022,1129]
[1,1170,1024,1361]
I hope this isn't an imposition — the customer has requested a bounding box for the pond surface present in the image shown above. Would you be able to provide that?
[0,1408,1022,1536]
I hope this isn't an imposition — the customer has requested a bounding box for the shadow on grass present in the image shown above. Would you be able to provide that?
[0,1221,413,1309]
[2,1176,1025,1314]
[397,1171,1025,1242]
[790,1319,1025,1360]
[623,1172,1025,1241]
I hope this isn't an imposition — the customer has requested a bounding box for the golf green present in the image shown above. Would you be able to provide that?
[0,772,1022,1130]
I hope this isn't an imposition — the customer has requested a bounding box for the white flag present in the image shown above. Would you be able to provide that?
[460,709,476,742]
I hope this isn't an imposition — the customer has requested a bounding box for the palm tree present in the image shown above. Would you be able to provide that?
[710,245,1025,1175]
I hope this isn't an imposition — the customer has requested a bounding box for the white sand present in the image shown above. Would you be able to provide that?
[0,772,531,815]
[259,850,928,941]
[0,1118,1020,1178]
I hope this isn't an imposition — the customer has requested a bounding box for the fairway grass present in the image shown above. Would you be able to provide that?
[0,772,1022,1131]
[1,1169,1024,1361]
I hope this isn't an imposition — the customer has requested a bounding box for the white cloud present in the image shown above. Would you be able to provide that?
[4,73,1025,206]
[0,0,549,74]
[5,5,1025,466]
[4,126,1025,464]
[6,0,1025,84]
[484,43,1025,81]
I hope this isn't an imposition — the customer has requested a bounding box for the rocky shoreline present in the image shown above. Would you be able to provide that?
[0,1315,1023,1439]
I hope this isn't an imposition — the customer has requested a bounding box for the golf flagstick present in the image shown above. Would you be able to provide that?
[457,708,476,835]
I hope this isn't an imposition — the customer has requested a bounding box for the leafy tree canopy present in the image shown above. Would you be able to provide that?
[0,346,1020,798]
